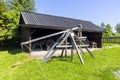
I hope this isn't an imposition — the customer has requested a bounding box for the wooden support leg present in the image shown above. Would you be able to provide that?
[28,28,32,53]
[80,40,94,57]
[20,43,23,52]
[85,47,94,57]
[24,44,32,53]
[70,33,84,64]
[74,34,94,57]
[43,33,66,61]
[57,31,70,46]
[65,39,67,57]
[71,46,74,62]
[78,46,86,55]
[44,50,57,62]
[61,48,64,58]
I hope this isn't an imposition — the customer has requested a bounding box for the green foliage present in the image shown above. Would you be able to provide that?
[100,23,113,37]
[10,0,35,12]
[100,22,106,37]
[115,23,120,33]
[1,47,120,80]
[105,24,113,37]
[113,33,120,37]
[100,22,105,29]
[0,0,35,41]
[0,1,9,40]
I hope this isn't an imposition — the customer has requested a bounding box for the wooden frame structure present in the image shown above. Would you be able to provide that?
[21,24,94,64]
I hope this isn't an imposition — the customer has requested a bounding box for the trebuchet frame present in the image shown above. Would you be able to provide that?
[20,24,94,64]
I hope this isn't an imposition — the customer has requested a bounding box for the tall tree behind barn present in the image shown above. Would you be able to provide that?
[18,12,103,51]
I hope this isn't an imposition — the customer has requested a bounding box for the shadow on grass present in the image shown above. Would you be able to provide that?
[0,47,24,55]
[48,56,76,63]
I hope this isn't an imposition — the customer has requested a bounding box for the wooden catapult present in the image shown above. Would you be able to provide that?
[21,24,94,64]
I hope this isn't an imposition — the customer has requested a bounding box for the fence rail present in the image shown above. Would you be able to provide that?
[102,37,120,43]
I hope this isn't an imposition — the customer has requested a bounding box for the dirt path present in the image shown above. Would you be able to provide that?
[11,56,35,68]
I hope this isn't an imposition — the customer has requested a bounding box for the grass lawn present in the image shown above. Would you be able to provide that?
[0,44,120,80]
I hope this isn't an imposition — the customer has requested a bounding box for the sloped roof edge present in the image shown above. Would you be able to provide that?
[19,11,103,32]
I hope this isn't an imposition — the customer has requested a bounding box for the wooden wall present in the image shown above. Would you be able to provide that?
[20,27,31,52]
[83,32,102,48]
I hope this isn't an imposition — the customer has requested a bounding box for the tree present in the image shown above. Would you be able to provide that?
[115,23,120,33]
[0,0,35,42]
[10,0,35,38]
[100,22,105,29]
[100,22,106,37]
[0,0,9,41]
[10,0,35,12]
[105,24,113,37]
[101,23,113,37]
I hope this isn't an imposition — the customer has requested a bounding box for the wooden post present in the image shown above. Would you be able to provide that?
[44,50,57,62]
[70,32,84,64]
[20,43,23,52]
[71,45,74,62]
[61,48,64,58]
[78,24,83,37]
[28,28,32,53]
[78,46,86,55]
[65,39,67,57]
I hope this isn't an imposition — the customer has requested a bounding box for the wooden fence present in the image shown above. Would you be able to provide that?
[102,37,120,43]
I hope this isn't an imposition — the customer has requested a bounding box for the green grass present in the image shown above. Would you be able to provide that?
[102,43,120,48]
[113,33,120,37]
[1,46,120,80]
[0,49,29,80]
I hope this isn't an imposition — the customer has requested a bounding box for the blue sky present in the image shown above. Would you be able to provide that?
[35,0,120,32]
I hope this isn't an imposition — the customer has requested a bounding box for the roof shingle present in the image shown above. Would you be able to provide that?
[19,12,103,32]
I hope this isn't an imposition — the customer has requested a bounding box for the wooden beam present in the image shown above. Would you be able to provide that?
[21,27,79,45]
[70,32,84,64]
[56,45,89,48]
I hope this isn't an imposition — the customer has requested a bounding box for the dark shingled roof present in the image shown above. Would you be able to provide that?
[19,12,103,32]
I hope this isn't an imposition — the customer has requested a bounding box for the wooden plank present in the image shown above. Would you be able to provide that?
[56,45,89,48]
[21,30,65,45]
[78,36,87,40]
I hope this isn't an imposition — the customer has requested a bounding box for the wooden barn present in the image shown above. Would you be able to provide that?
[18,12,103,51]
